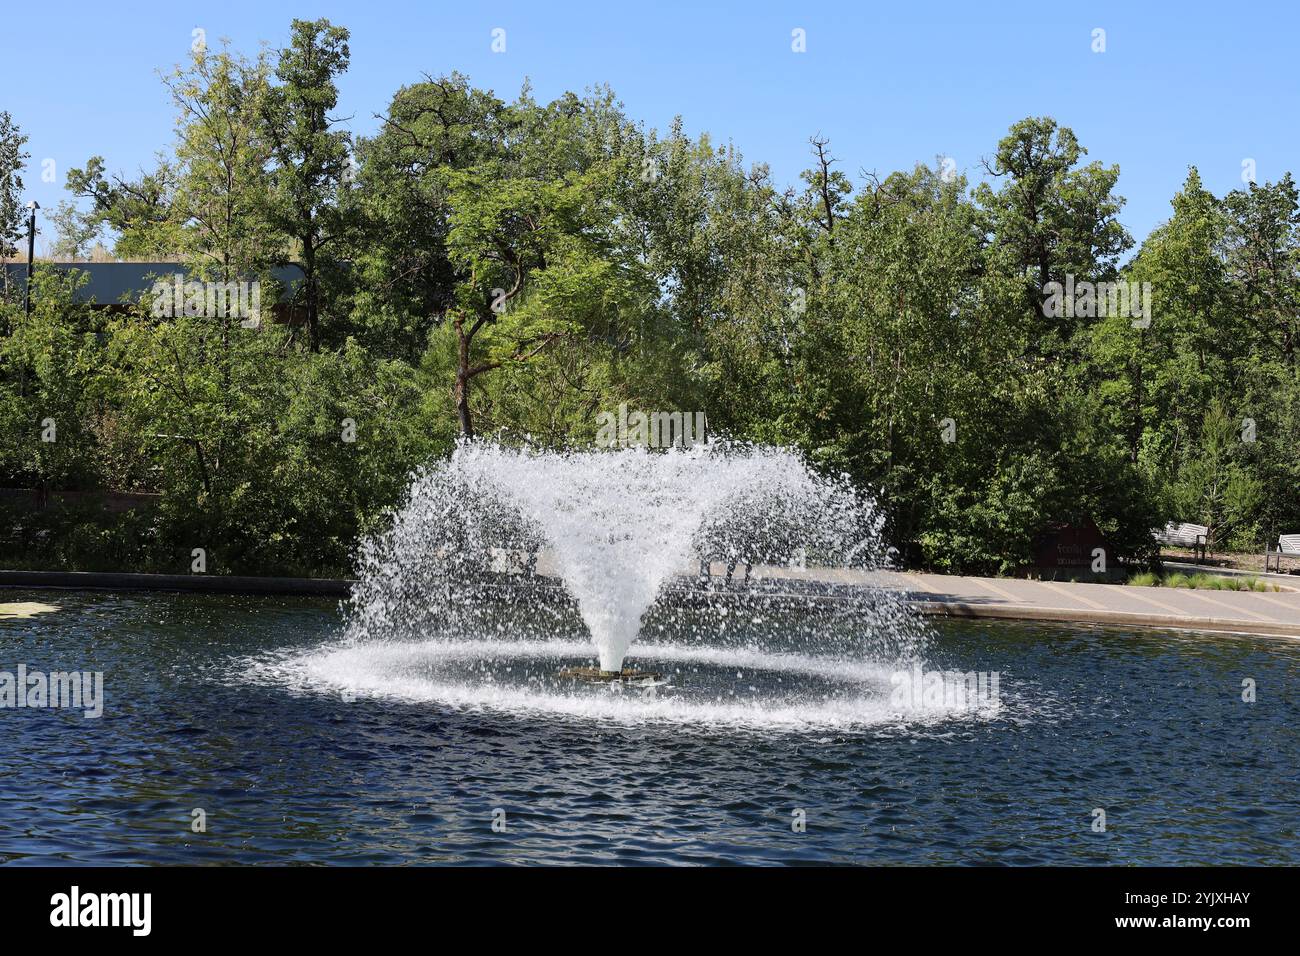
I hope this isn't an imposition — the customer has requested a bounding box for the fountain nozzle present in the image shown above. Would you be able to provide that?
[556,666,663,685]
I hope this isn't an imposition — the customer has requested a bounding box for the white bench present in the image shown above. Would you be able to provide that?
[1265,534,1300,573]
[1154,522,1208,562]
[488,547,538,576]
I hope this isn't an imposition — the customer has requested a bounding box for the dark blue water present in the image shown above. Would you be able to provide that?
[1,589,1297,865]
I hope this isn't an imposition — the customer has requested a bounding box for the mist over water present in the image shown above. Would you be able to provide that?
[332,440,936,728]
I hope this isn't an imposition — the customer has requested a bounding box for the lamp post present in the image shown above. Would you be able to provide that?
[23,200,38,316]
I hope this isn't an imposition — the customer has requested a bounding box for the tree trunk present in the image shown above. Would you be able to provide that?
[302,238,319,352]
[455,314,474,438]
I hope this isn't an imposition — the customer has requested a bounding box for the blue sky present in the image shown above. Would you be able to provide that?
[3,0,1296,251]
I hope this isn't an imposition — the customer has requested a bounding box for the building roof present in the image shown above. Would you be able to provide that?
[2,262,304,304]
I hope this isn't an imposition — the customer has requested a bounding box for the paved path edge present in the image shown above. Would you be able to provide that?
[911,599,1300,639]
[3,569,1297,639]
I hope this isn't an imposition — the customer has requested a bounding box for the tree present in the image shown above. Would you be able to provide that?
[624,119,797,434]
[65,155,181,258]
[47,200,103,259]
[262,18,353,351]
[1224,175,1300,370]
[1171,401,1264,548]
[0,112,31,299]
[351,73,506,361]
[801,135,853,246]
[439,91,650,438]
[0,269,104,492]
[1125,169,1234,483]
[164,41,278,285]
[364,79,654,439]
[1222,176,1300,543]
[812,161,990,546]
[975,117,1131,351]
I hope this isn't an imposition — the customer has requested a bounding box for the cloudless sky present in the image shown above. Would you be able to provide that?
[3,0,1296,250]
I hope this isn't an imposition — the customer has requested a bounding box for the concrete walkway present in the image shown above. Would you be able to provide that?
[4,564,1298,639]
[859,569,1300,639]
[683,563,1300,638]
[0,569,352,596]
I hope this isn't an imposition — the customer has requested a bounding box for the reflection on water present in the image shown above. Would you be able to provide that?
[1,589,1297,865]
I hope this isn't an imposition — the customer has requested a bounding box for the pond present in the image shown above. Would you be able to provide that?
[1,589,1296,865]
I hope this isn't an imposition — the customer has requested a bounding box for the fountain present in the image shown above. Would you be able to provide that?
[317,439,941,729]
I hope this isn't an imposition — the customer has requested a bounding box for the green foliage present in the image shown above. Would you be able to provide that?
[262,18,354,351]
[0,22,1296,577]
[0,111,30,270]
[164,41,279,281]
[47,200,103,259]
[65,155,183,258]
[1127,570,1279,592]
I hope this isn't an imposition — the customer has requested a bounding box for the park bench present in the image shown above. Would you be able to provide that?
[487,547,538,576]
[1154,521,1208,562]
[697,544,811,588]
[1265,534,1300,573]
